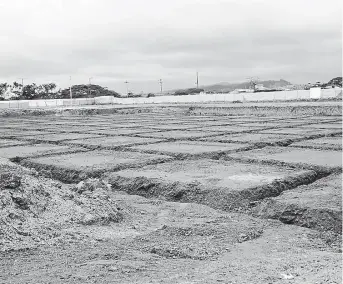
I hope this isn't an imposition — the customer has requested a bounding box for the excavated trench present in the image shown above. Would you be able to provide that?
[252,199,342,234]
[106,165,341,235]
[104,165,331,207]
[2,105,341,237]
[12,151,341,235]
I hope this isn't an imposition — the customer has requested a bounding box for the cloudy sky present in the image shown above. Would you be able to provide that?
[0,0,341,94]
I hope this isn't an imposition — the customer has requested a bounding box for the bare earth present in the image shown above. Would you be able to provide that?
[0,103,342,283]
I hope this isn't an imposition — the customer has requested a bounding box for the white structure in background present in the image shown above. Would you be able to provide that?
[255,84,267,91]
[310,87,321,99]
[1,88,341,109]
[232,89,254,94]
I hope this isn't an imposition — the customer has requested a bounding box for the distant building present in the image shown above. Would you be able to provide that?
[255,84,269,91]
[234,89,254,93]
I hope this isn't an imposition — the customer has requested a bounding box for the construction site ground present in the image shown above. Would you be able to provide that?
[0,102,342,284]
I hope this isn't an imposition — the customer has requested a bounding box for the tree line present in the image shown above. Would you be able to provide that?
[0,82,120,100]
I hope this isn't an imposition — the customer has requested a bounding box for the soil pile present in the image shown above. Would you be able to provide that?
[0,161,122,251]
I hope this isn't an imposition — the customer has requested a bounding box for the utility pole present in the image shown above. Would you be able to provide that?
[195,72,199,89]
[159,79,163,94]
[21,78,24,97]
[69,76,72,100]
[18,78,26,97]
[88,77,93,96]
[124,81,129,95]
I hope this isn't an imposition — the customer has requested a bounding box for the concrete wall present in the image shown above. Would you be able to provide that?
[110,89,340,105]
[0,89,341,109]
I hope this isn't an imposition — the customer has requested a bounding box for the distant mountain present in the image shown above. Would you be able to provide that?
[201,79,292,92]
[326,77,342,87]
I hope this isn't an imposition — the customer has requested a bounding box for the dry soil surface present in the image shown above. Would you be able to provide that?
[0,106,342,283]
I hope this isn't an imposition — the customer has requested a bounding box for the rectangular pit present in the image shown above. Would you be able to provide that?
[128,141,253,158]
[252,174,342,234]
[106,159,318,210]
[0,130,55,138]
[0,139,30,148]
[62,136,165,149]
[257,127,338,136]
[20,133,105,142]
[200,133,301,145]
[290,136,342,150]
[233,121,306,128]
[0,126,47,132]
[43,126,111,133]
[0,144,85,160]
[216,117,279,123]
[298,123,342,130]
[108,123,147,128]
[136,130,222,140]
[85,128,162,136]
[145,125,202,130]
[226,146,342,170]
[186,125,265,133]
[21,150,174,183]
[305,116,341,121]
[184,121,233,126]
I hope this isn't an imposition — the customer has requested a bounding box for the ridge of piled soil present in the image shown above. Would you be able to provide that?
[0,160,122,252]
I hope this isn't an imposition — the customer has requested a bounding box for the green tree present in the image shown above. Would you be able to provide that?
[11,81,22,98]
[42,83,56,95]
[0,83,7,100]
[21,83,37,100]
[36,83,58,99]
[13,81,20,88]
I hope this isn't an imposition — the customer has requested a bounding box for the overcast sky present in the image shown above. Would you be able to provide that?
[0,0,341,93]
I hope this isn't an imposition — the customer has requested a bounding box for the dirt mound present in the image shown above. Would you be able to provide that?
[0,163,122,252]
